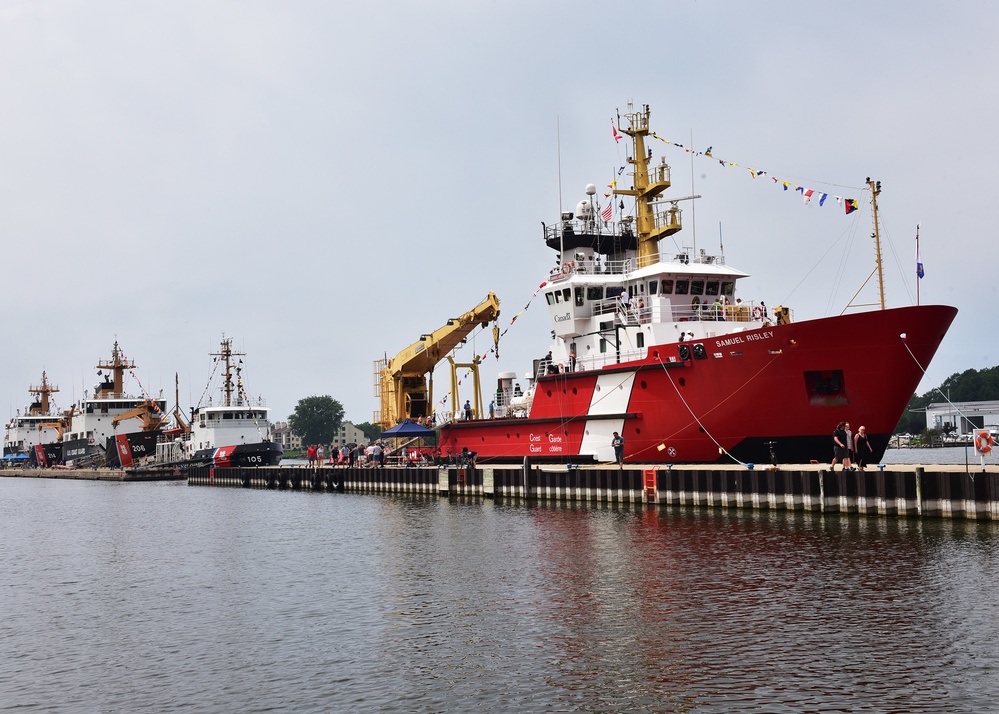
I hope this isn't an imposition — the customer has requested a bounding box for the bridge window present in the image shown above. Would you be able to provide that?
[661,279,673,295]
[574,287,584,307]
[586,286,604,301]
[705,281,719,296]
[722,281,734,297]
[648,280,658,295]
[690,279,704,296]
[674,280,689,295]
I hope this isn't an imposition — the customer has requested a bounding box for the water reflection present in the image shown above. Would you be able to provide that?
[2,481,998,712]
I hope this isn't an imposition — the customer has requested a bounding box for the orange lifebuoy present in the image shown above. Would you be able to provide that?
[974,430,994,455]
[752,306,763,320]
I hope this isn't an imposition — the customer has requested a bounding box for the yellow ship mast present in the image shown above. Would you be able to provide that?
[96,341,135,398]
[868,177,886,310]
[28,371,59,414]
[612,104,683,268]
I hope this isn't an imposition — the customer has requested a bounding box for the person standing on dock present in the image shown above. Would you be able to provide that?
[831,422,851,471]
[854,426,873,472]
[317,444,324,465]
[612,432,625,466]
[307,444,317,469]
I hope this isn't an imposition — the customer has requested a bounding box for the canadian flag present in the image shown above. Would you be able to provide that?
[612,121,622,143]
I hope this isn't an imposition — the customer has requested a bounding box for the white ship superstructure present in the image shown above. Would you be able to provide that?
[3,372,69,456]
[62,341,167,459]
[185,336,274,457]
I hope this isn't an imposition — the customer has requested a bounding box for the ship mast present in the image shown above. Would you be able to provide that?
[96,341,135,398]
[613,104,682,268]
[28,371,59,414]
[868,177,886,310]
[210,336,245,408]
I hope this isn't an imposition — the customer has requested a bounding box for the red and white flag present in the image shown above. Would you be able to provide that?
[601,203,613,221]
[612,121,622,143]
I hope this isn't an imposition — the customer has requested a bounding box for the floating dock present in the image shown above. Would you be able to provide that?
[0,467,185,482]
[5,463,998,520]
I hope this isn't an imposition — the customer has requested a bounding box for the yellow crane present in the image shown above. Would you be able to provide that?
[111,399,170,432]
[375,292,500,429]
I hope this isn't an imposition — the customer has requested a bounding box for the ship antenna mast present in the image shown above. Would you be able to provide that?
[613,103,683,268]
[210,336,245,408]
[868,178,885,310]
[557,115,564,260]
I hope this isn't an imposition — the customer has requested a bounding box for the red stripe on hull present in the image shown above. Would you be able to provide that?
[441,305,956,464]
[115,434,134,468]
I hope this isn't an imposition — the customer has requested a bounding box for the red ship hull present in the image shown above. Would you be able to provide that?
[440,304,957,465]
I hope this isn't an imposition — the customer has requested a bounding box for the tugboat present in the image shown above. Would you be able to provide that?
[3,372,72,464]
[177,336,282,467]
[437,103,957,465]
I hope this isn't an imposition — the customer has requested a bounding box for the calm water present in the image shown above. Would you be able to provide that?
[882,445,996,466]
[2,478,999,713]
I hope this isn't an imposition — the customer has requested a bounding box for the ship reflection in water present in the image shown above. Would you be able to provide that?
[3,480,997,711]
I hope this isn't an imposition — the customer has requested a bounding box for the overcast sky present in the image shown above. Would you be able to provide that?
[2,0,996,427]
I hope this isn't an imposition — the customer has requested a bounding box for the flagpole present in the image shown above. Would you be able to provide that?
[916,223,921,306]
[689,129,697,259]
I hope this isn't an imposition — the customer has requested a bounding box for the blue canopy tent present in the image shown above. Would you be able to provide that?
[379,419,436,465]
[380,419,434,438]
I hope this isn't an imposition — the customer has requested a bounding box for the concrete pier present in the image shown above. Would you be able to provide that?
[5,463,999,520]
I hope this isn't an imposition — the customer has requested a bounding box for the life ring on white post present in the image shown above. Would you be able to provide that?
[974,430,994,455]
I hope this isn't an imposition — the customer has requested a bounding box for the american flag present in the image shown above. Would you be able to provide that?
[600,203,613,221]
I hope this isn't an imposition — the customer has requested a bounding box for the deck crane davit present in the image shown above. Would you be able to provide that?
[375,292,501,429]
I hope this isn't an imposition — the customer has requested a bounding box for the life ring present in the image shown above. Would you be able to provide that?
[975,430,994,455]
[561,261,574,275]
[752,306,763,320]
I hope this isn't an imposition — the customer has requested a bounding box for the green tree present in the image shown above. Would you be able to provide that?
[288,395,344,447]
[894,365,999,434]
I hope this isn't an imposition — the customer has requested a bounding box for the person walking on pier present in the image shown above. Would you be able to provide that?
[612,431,625,466]
[831,422,851,471]
[854,426,873,472]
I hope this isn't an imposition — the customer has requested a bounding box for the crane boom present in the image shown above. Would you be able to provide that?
[111,399,169,432]
[377,292,500,428]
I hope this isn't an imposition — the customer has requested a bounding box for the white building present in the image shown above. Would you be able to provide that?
[272,421,302,451]
[271,420,367,449]
[925,401,999,434]
[333,421,367,446]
